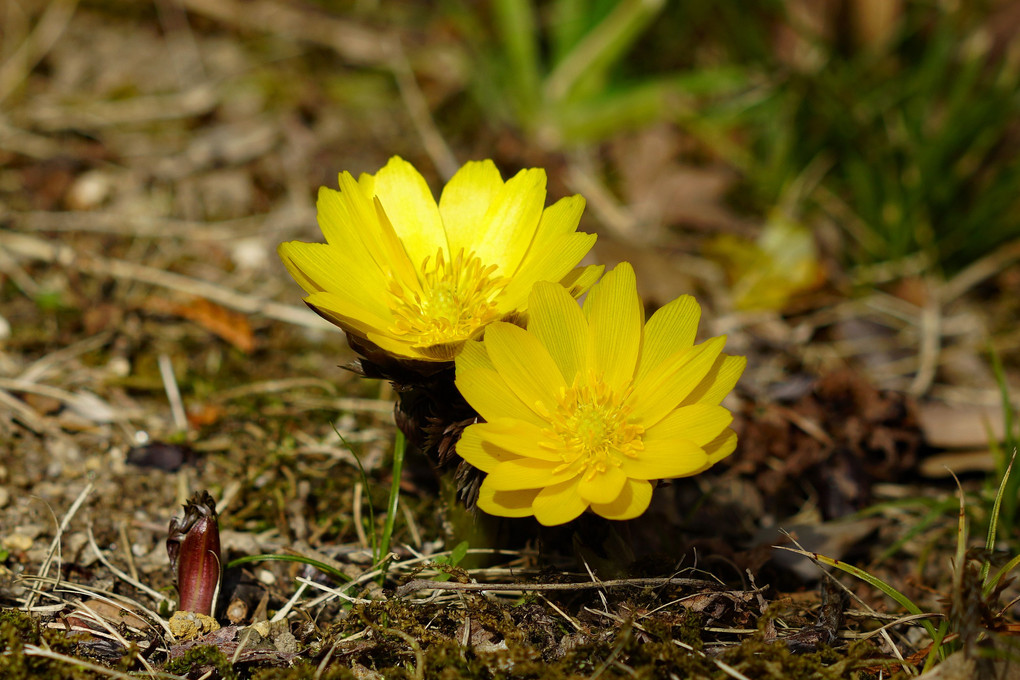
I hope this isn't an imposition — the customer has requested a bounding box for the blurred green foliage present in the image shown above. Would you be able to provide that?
[446,0,745,148]
[452,0,1020,274]
[737,3,1020,273]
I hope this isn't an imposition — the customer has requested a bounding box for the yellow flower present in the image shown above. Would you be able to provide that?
[454,263,746,525]
[278,157,602,362]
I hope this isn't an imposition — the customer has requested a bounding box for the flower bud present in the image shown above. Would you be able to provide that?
[167,491,221,617]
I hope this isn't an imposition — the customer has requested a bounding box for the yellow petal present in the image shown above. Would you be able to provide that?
[498,233,598,312]
[302,291,436,361]
[484,322,566,413]
[577,466,627,505]
[278,241,329,294]
[456,337,494,371]
[644,404,732,447]
[455,425,517,473]
[526,282,590,385]
[487,458,577,491]
[314,183,420,291]
[357,170,375,196]
[371,156,448,266]
[533,479,588,526]
[372,196,424,288]
[583,262,642,390]
[526,194,586,257]
[316,182,374,250]
[676,428,738,478]
[278,242,388,311]
[332,174,397,268]
[681,355,747,407]
[619,440,707,479]
[589,479,653,521]
[477,481,540,518]
[473,419,562,461]
[473,168,547,274]
[559,264,604,299]
[629,336,726,427]
[703,427,738,466]
[439,160,504,255]
[303,291,392,336]
[455,341,546,427]
[636,295,701,383]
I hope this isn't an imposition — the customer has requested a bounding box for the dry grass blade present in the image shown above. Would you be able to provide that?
[86,525,175,609]
[177,0,395,65]
[586,607,753,680]
[0,230,323,328]
[0,0,79,104]
[394,575,720,598]
[21,644,180,680]
[25,482,93,610]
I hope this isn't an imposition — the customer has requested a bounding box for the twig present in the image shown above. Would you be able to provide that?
[1,229,324,329]
[296,575,373,605]
[177,0,394,66]
[540,593,582,632]
[211,377,338,402]
[395,575,718,599]
[269,580,308,623]
[5,206,312,240]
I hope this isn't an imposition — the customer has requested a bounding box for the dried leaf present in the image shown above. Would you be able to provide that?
[149,296,256,353]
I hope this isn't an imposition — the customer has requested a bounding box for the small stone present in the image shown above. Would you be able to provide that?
[66,170,113,210]
[2,533,34,552]
[0,487,9,508]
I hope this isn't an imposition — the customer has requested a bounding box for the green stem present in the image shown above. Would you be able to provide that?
[378,428,406,570]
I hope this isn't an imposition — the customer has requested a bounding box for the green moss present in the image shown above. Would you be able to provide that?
[165,645,237,680]
[252,665,357,680]
[0,609,97,679]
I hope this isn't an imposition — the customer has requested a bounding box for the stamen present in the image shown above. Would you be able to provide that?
[387,248,508,346]
[544,374,645,479]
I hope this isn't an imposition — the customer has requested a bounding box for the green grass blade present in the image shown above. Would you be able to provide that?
[336,424,378,561]
[985,552,1020,598]
[378,428,406,571]
[774,545,939,640]
[988,345,1019,541]
[984,450,1016,584]
[226,553,351,583]
[493,0,542,116]
[544,0,666,104]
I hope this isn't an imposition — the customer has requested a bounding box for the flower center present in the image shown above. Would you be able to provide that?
[540,374,644,480]
[387,248,508,346]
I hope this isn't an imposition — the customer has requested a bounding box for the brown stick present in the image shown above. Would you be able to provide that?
[395,576,720,599]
